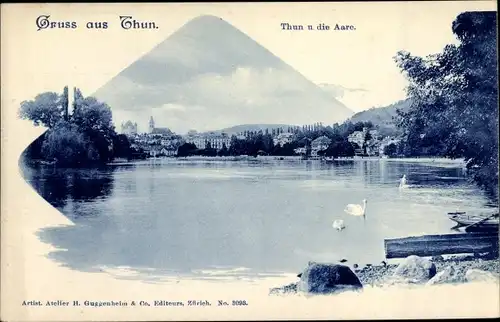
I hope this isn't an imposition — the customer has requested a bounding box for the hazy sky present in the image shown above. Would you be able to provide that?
[3,2,496,133]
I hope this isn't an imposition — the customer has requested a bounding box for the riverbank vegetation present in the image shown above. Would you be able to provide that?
[19,87,133,166]
[393,11,498,197]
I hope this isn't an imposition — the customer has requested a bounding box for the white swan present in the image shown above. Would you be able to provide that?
[399,175,408,189]
[332,219,345,231]
[344,199,367,217]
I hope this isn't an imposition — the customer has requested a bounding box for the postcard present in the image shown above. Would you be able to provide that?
[1,1,499,321]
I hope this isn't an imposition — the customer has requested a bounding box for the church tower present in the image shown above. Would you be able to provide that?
[149,116,155,133]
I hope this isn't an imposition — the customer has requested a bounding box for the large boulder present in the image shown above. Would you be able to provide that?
[297,262,363,295]
[392,255,436,284]
[465,269,499,283]
[426,265,458,286]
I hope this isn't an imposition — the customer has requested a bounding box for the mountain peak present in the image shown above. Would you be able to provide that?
[94,16,352,133]
[173,14,242,38]
[189,14,226,24]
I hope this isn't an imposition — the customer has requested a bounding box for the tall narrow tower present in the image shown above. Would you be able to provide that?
[149,116,155,133]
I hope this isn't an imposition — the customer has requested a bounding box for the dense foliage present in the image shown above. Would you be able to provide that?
[176,121,373,158]
[394,11,498,195]
[19,86,132,166]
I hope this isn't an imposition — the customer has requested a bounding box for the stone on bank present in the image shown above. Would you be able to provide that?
[391,255,437,284]
[465,268,499,283]
[426,265,459,285]
[269,262,364,296]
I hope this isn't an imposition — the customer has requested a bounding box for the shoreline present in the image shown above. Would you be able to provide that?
[357,254,500,286]
[25,155,468,167]
[269,254,500,296]
[105,156,466,165]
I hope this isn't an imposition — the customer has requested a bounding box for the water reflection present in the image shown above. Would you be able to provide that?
[20,162,117,214]
[19,158,497,282]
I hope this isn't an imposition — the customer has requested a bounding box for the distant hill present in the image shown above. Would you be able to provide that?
[203,124,295,135]
[204,100,411,136]
[349,99,411,136]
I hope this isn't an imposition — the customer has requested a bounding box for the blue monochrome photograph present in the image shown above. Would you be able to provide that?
[3,2,499,321]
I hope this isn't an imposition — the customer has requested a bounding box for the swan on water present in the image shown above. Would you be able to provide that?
[332,219,346,231]
[399,175,408,189]
[344,199,367,217]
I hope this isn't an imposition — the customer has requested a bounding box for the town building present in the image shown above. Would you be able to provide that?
[379,137,401,156]
[294,147,307,155]
[184,132,231,150]
[347,128,367,148]
[149,116,172,135]
[347,127,381,155]
[147,146,177,157]
[311,136,332,157]
[122,117,184,157]
[273,132,294,146]
[121,121,138,135]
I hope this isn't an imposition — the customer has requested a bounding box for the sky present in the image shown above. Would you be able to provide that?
[2,2,497,134]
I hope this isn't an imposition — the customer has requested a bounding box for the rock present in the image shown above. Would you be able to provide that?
[297,262,363,295]
[431,255,445,262]
[269,282,298,295]
[392,255,436,284]
[426,266,458,285]
[465,269,499,283]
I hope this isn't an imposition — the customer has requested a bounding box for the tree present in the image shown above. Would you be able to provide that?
[41,121,94,166]
[218,143,229,156]
[62,86,69,121]
[262,133,274,154]
[394,11,498,194]
[71,94,116,162]
[383,143,398,158]
[325,138,355,158]
[202,141,217,156]
[177,143,197,157]
[112,134,132,159]
[363,130,372,155]
[19,86,123,166]
[71,96,115,139]
[21,132,47,161]
[19,92,64,128]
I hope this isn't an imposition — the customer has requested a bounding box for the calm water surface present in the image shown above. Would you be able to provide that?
[20,158,497,281]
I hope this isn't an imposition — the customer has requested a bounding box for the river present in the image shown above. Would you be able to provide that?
[20,158,497,281]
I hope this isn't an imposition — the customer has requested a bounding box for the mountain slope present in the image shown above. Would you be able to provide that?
[349,99,411,136]
[93,15,353,133]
